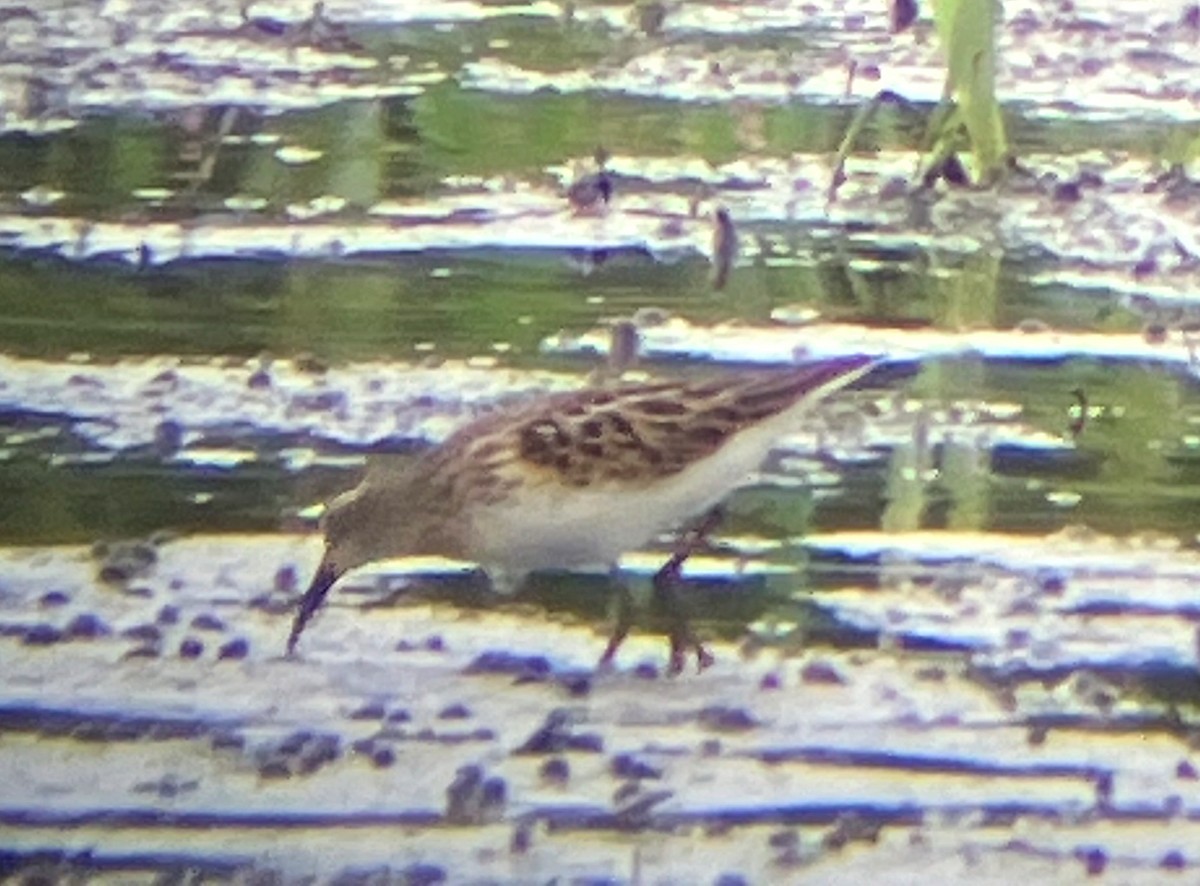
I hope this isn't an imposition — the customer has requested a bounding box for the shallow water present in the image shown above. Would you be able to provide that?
[2,0,1200,882]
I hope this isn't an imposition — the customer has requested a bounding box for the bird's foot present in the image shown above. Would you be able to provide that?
[597,624,712,675]
[666,631,715,676]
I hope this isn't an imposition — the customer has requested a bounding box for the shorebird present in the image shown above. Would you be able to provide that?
[286,354,883,672]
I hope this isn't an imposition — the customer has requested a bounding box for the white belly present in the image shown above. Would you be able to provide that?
[465,411,798,573]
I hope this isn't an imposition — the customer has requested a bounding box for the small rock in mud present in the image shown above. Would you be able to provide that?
[98,563,134,584]
[293,352,328,374]
[156,604,181,625]
[64,613,110,639]
[438,703,471,720]
[566,733,604,753]
[70,722,110,742]
[1144,322,1169,345]
[1160,850,1187,871]
[385,709,411,724]
[632,662,659,680]
[298,735,341,774]
[556,671,591,697]
[445,768,505,825]
[122,624,162,642]
[279,731,314,755]
[423,635,445,652]
[22,624,62,646]
[823,813,882,849]
[800,660,846,685]
[768,829,800,850]
[610,753,662,781]
[516,709,574,755]
[211,731,246,751]
[293,390,345,413]
[1176,760,1198,780]
[697,706,758,733]
[258,758,292,779]
[759,672,782,690]
[510,821,534,853]
[95,539,159,585]
[248,367,272,390]
[464,650,552,679]
[258,730,341,778]
[1076,847,1107,876]
[1052,180,1083,203]
[190,613,226,632]
[133,774,199,799]
[539,757,570,785]
[370,745,396,769]
[249,594,291,615]
[445,764,485,823]
[333,864,446,886]
[914,665,947,682]
[217,637,249,660]
[178,637,204,659]
[153,420,184,456]
[713,874,750,886]
[613,783,672,825]
[1036,569,1067,595]
[401,864,446,886]
[274,565,298,594]
[349,701,386,720]
[480,776,507,820]
[38,591,70,608]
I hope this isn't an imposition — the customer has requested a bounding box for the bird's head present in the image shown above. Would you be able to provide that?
[286,471,438,654]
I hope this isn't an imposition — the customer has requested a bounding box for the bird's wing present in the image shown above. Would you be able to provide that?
[513,356,874,487]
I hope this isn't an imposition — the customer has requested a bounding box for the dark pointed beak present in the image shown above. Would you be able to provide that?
[286,550,342,655]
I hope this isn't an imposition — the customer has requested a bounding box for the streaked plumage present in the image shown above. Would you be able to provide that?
[287,354,878,664]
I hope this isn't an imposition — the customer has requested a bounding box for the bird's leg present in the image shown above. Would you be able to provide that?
[655,507,723,675]
[598,576,635,670]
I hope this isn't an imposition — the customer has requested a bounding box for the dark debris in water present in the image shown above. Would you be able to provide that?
[255,729,342,779]
[331,863,447,886]
[515,709,605,756]
[696,706,759,733]
[464,649,554,680]
[216,637,250,660]
[445,765,506,827]
[0,703,237,742]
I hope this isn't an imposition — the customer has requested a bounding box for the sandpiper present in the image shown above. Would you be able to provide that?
[286,354,882,672]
